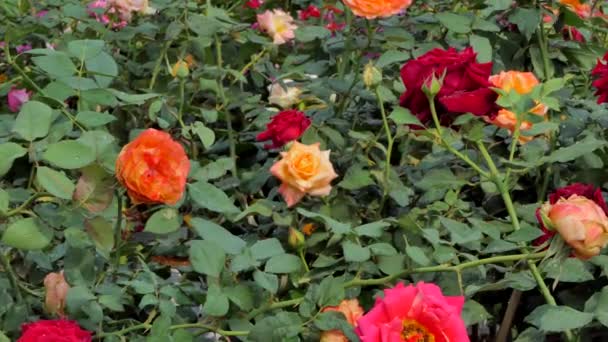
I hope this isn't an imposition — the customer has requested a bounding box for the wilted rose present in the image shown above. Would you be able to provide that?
[44,271,70,317]
[268,79,302,109]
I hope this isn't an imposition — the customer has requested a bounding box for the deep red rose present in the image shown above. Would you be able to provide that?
[299,5,321,20]
[562,26,585,42]
[592,52,608,104]
[535,183,608,246]
[256,110,311,149]
[18,320,92,342]
[244,0,263,10]
[399,47,498,125]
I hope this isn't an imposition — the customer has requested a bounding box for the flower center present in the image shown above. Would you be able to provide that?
[401,320,435,342]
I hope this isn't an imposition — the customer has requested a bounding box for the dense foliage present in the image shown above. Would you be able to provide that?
[1,0,608,341]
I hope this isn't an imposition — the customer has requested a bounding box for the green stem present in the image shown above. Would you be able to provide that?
[213,34,238,178]
[2,192,51,217]
[375,88,394,212]
[505,116,522,183]
[148,41,171,90]
[246,297,304,320]
[177,79,186,129]
[298,249,310,273]
[345,251,546,288]
[536,8,551,80]
[113,191,123,271]
[428,97,490,179]
[0,251,23,302]
[169,323,248,336]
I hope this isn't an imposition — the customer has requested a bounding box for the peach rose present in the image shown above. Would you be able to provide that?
[257,10,297,45]
[342,0,414,19]
[44,271,70,317]
[486,71,548,143]
[270,141,338,207]
[321,299,364,342]
[116,128,190,205]
[540,195,608,259]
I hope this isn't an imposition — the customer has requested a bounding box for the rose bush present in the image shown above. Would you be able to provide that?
[0,0,608,341]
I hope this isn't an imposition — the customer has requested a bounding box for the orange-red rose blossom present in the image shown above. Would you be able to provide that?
[342,0,413,19]
[116,128,190,205]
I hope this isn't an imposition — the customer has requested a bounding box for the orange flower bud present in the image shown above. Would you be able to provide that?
[320,299,364,342]
[170,60,189,78]
[116,129,190,205]
[44,271,70,317]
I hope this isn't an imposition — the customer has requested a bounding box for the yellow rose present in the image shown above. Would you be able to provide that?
[270,142,338,207]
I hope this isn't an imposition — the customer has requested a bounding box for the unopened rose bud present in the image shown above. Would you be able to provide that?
[363,62,382,89]
[288,227,305,251]
[422,73,443,98]
[44,271,70,317]
[170,60,189,79]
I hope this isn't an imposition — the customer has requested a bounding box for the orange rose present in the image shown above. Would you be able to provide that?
[486,71,548,143]
[116,128,190,205]
[541,195,608,259]
[321,299,364,342]
[44,271,70,317]
[342,0,413,19]
[559,0,591,18]
[270,142,337,207]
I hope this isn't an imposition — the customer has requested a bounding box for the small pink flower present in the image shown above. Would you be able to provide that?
[36,10,49,18]
[257,9,297,45]
[245,0,264,9]
[16,44,32,54]
[8,88,32,113]
[356,282,469,342]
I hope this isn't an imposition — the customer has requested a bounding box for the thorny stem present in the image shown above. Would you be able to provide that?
[1,192,51,217]
[0,251,23,302]
[375,88,394,213]
[177,79,186,129]
[112,191,123,272]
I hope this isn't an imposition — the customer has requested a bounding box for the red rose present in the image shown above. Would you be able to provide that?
[299,5,321,20]
[256,110,311,149]
[18,320,92,342]
[399,47,498,125]
[562,26,586,42]
[592,52,608,104]
[535,183,608,246]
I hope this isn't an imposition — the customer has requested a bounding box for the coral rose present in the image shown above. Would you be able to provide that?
[342,0,413,19]
[8,87,31,113]
[356,282,468,342]
[257,110,311,149]
[535,183,608,247]
[44,271,70,317]
[399,47,497,125]
[321,299,364,342]
[257,10,297,45]
[540,194,608,259]
[116,128,190,205]
[592,52,608,104]
[270,141,338,207]
[17,320,92,342]
[486,71,548,143]
[268,80,302,109]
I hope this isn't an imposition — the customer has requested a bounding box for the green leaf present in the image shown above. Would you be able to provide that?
[338,165,375,190]
[0,188,8,214]
[264,254,301,274]
[84,216,114,255]
[435,13,473,33]
[525,305,593,332]
[469,34,492,63]
[253,270,278,293]
[296,208,351,234]
[0,143,27,177]
[225,284,254,311]
[32,52,77,77]
[145,208,182,234]
[542,136,605,163]
[251,238,285,260]
[13,101,53,141]
[462,300,492,326]
[295,26,331,42]
[190,217,246,254]
[43,140,96,169]
[354,221,391,238]
[2,218,53,250]
[85,51,117,88]
[406,246,431,266]
[342,241,371,262]
[192,121,215,149]
[440,217,482,245]
[388,107,422,126]
[67,40,104,60]
[376,50,409,68]
[316,276,344,307]
[36,166,75,199]
[66,286,96,311]
[189,240,226,277]
[188,182,240,215]
[509,8,540,40]
[75,111,116,128]
[203,283,229,316]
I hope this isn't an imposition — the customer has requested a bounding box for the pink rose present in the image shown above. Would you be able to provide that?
[8,87,32,113]
[257,9,297,45]
[540,194,608,259]
[356,282,469,342]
